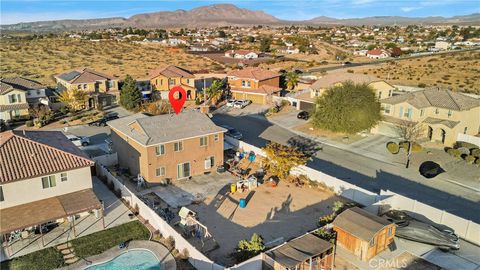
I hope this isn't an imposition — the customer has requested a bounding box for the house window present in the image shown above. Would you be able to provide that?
[405,108,412,119]
[242,80,246,87]
[156,167,166,177]
[169,79,175,85]
[186,79,190,84]
[384,105,391,114]
[177,162,190,179]
[247,81,251,88]
[160,79,163,85]
[435,108,439,115]
[399,107,404,118]
[108,80,114,88]
[388,90,392,97]
[388,227,393,236]
[369,238,375,247]
[464,127,468,134]
[27,91,31,96]
[174,141,183,152]
[420,109,424,117]
[0,186,4,202]
[37,89,41,95]
[77,84,82,90]
[9,94,17,103]
[214,134,219,141]
[17,94,21,103]
[155,144,165,156]
[447,110,453,118]
[61,172,68,182]
[41,175,56,189]
[83,84,87,90]
[200,136,208,147]
[155,79,158,85]
[378,91,382,99]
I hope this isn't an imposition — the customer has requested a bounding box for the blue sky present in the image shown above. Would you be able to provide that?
[1,0,479,25]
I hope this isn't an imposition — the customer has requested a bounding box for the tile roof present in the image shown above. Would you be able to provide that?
[310,73,380,90]
[423,117,460,128]
[0,189,100,233]
[0,103,29,111]
[0,130,94,183]
[227,67,279,81]
[148,65,195,80]
[332,207,393,241]
[231,84,281,95]
[55,68,116,84]
[0,77,45,95]
[381,88,480,111]
[108,110,226,146]
[266,233,333,268]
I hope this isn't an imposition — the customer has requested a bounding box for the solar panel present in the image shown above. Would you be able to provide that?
[59,71,81,82]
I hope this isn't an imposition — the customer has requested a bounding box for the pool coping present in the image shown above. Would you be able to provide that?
[58,240,176,270]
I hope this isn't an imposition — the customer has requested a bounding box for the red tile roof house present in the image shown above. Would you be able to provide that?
[366,49,390,59]
[227,67,281,105]
[0,130,102,258]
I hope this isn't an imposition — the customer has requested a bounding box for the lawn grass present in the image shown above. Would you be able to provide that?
[0,247,65,270]
[71,220,150,258]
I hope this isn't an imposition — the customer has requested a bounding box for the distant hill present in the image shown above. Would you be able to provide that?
[1,4,479,32]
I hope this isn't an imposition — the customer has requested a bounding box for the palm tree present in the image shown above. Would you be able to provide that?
[57,89,89,112]
[206,80,223,104]
[286,72,299,90]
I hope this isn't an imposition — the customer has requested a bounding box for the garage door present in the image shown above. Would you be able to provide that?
[233,92,265,104]
[376,122,399,137]
[299,101,314,111]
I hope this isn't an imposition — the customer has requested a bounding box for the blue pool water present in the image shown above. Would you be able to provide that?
[86,249,161,270]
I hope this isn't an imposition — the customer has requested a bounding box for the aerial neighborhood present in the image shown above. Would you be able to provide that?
[0,2,479,270]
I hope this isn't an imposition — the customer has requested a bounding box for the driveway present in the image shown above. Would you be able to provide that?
[214,103,269,117]
[269,111,305,128]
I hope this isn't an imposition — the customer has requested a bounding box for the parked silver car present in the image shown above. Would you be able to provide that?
[65,134,90,147]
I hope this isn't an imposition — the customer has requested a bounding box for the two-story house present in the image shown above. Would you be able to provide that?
[108,110,226,182]
[295,73,394,111]
[0,79,31,121]
[0,77,52,116]
[227,67,281,105]
[0,130,101,251]
[373,88,480,146]
[54,68,119,108]
[148,65,196,100]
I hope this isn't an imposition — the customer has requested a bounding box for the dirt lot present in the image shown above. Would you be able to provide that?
[352,50,480,94]
[0,38,223,86]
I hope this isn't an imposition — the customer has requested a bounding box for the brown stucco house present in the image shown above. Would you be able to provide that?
[372,88,480,146]
[108,110,226,182]
[227,67,281,105]
[332,207,396,262]
[148,65,196,100]
[54,67,119,108]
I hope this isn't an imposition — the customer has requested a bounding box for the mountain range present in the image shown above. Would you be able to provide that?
[2,4,479,32]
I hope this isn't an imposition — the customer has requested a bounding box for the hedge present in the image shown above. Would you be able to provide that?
[447,148,462,158]
[386,142,399,154]
[465,155,476,164]
[471,148,480,158]
[25,120,34,127]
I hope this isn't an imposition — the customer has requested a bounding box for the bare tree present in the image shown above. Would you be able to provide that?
[396,120,424,168]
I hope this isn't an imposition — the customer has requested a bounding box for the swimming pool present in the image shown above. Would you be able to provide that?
[85,249,161,270]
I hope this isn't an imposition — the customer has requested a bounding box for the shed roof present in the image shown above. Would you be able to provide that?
[266,233,333,269]
[332,207,393,241]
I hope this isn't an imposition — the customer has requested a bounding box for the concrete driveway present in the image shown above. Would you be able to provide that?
[214,103,269,117]
[268,110,306,128]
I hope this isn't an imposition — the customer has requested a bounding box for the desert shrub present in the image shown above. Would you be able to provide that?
[386,142,399,154]
[411,142,423,152]
[234,233,265,262]
[471,148,480,158]
[347,69,354,73]
[476,158,480,166]
[25,120,34,127]
[165,236,175,250]
[313,228,335,241]
[280,100,290,107]
[180,248,189,260]
[465,155,476,164]
[318,213,336,227]
[447,148,461,158]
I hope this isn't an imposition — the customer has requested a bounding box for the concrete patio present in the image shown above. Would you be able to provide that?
[0,177,135,261]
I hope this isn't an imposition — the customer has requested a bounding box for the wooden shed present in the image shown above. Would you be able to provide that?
[332,207,396,261]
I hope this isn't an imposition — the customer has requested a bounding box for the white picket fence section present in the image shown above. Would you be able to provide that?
[457,133,480,147]
[96,164,225,270]
[225,137,480,245]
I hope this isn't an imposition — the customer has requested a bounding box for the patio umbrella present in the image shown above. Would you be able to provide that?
[419,161,445,179]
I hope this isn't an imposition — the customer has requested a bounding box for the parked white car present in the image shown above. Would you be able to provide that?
[233,100,251,109]
[65,134,90,147]
[226,99,236,107]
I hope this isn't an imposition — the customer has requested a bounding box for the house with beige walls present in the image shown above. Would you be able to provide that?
[295,73,394,111]
[108,110,226,182]
[372,88,480,146]
[0,130,101,246]
[227,67,281,105]
[148,65,197,100]
[54,67,119,108]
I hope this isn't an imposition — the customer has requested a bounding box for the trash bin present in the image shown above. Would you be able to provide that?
[239,198,246,208]
[231,183,237,193]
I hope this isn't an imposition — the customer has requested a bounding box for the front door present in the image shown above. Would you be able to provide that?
[177,162,190,179]
[441,129,446,144]
[428,126,433,140]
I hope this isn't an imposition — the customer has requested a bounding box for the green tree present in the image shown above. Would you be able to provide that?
[311,81,381,134]
[235,233,265,262]
[285,72,299,90]
[262,142,309,180]
[395,121,424,168]
[205,80,223,104]
[260,37,272,52]
[366,44,376,50]
[120,75,141,111]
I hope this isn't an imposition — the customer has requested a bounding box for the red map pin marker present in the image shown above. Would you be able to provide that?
[168,86,187,115]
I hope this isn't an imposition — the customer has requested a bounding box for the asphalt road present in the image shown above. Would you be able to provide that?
[211,112,480,223]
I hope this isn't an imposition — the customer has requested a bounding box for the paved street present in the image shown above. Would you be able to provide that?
[211,109,480,223]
